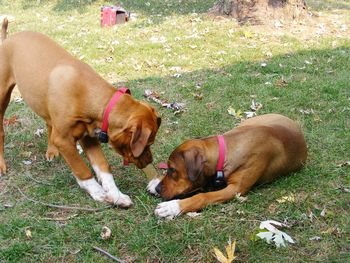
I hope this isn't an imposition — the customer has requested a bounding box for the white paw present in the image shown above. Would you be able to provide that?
[76,178,106,202]
[147,178,161,196]
[105,191,133,208]
[155,200,181,219]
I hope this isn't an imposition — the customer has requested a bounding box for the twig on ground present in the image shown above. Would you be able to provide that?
[15,185,112,212]
[92,246,125,263]
[24,172,54,186]
[41,214,78,221]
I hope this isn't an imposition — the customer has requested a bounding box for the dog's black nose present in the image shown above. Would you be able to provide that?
[155,182,162,194]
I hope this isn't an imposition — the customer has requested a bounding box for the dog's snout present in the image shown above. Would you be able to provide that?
[155,182,162,194]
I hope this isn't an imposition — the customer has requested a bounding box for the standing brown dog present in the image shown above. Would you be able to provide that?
[154,114,307,218]
[0,19,161,207]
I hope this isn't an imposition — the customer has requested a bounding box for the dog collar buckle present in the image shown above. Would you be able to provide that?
[98,131,109,143]
[214,170,226,187]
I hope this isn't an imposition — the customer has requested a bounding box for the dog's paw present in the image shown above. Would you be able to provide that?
[147,178,161,196]
[45,145,59,161]
[77,177,106,202]
[155,200,181,219]
[105,191,133,208]
[0,157,7,175]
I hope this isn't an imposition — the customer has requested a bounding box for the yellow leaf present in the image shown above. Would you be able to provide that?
[213,240,236,263]
[213,247,228,263]
[25,227,32,239]
[225,240,237,262]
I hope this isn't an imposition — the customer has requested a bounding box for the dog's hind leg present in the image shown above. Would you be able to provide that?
[45,123,59,161]
[79,136,133,208]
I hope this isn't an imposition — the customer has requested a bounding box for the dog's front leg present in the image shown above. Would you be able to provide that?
[79,136,133,208]
[155,184,239,219]
[52,133,108,203]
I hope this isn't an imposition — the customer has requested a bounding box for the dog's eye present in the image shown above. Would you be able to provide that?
[167,167,175,177]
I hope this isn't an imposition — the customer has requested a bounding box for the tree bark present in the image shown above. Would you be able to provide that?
[210,0,309,25]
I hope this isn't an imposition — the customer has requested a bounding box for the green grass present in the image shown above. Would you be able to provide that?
[1,0,349,262]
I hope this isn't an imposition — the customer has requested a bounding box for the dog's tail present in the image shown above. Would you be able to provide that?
[1,18,8,43]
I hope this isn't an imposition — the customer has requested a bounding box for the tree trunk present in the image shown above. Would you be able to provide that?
[210,0,309,25]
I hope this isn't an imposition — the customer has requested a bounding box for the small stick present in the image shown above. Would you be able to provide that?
[92,246,125,263]
[41,214,78,221]
[24,172,54,186]
[15,185,112,212]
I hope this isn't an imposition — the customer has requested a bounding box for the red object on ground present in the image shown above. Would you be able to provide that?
[100,6,129,27]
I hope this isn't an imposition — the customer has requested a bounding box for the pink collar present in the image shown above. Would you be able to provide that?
[216,135,226,172]
[98,87,130,143]
[214,135,226,186]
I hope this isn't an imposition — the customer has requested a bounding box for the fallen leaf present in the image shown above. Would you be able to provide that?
[336,161,350,167]
[192,93,203,100]
[227,107,242,119]
[337,185,350,193]
[256,220,294,248]
[20,151,32,158]
[4,115,19,126]
[186,212,201,218]
[244,111,256,118]
[213,239,236,263]
[101,226,112,240]
[309,236,322,241]
[4,203,13,208]
[235,193,248,203]
[25,227,32,239]
[34,128,44,137]
[275,77,288,88]
[250,100,263,111]
[276,194,295,203]
[299,109,314,115]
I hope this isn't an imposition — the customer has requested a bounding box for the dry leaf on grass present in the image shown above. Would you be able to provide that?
[256,220,295,248]
[276,194,295,203]
[227,107,242,119]
[34,128,44,137]
[4,115,19,126]
[25,227,32,239]
[101,226,112,240]
[336,161,350,167]
[144,89,185,114]
[213,239,237,263]
[186,212,201,218]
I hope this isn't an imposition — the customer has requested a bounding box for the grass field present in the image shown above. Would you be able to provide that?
[0,0,349,262]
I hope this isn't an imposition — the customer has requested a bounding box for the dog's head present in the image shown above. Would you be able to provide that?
[156,140,207,200]
[108,100,161,169]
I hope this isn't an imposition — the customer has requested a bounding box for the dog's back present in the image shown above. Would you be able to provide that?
[242,114,306,181]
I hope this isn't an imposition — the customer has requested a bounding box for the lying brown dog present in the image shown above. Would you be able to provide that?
[0,19,160,207]
[154,114,307,218]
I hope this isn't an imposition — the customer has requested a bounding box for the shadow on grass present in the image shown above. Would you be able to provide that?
[20,0,217,15]
[0,45,349,262]
[308,0,350,11]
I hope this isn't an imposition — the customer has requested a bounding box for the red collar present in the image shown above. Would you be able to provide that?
[98,87,131,143]
[216,135,226,172]
[214,135,226,186]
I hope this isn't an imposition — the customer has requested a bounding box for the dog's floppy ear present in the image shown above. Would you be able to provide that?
[183,148,205,182]
[157,117,161,128]
[130,123,152,158]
